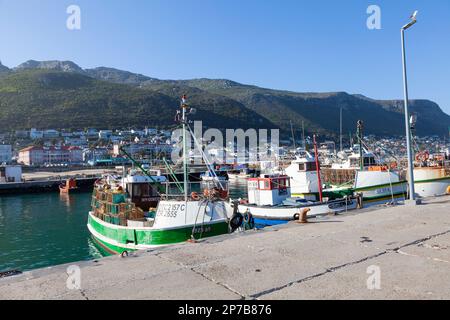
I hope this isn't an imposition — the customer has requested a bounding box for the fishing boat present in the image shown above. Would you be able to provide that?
[410,152,450,198]
[87,96,240,255]
[59,178,79,194]
[329,120,407,207]
[353,167,408,206]
[238,135,357,227]
[227,167,253,180]
[238,173,357,227]
[285,151,353,200]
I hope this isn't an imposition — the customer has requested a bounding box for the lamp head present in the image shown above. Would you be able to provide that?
[410,10,418,21]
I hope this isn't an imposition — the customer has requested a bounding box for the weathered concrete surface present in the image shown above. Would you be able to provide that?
[1,196,449,300]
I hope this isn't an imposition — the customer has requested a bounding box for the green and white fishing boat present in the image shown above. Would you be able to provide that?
[87,96,237,255]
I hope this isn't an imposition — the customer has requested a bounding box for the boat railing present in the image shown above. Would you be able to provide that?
[160,180,229,201]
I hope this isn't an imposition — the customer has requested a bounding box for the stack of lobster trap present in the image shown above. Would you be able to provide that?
[91,187,145,226]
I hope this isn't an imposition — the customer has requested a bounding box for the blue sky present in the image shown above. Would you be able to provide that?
[1,0,449,113]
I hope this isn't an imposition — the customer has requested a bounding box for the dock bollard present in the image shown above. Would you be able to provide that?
[297,208,311,224]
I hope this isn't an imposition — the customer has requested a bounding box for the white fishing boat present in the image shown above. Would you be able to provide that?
[410,152,450,197]
[285,151,353,200]
[413,167,450,197]
[353,167,408,206]
[238,174,357,227]
[227,167,253,180]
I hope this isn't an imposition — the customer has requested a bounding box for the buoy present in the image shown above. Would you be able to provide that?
[446,186,450,195]
[191,192,200,201]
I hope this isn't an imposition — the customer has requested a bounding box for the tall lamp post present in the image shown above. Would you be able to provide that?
[401,10,420,205]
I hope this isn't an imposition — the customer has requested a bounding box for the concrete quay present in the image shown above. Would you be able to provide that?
[1,195,449,300]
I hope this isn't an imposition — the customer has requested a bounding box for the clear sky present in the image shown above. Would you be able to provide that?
[1,0,449,113]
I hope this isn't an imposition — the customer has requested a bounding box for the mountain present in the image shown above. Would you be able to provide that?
[144,79,450,137]
[0,69,271,131]
[15,60,85,74]
[85,67,157,85]
[0,62,10,74]
[0,60,449,137]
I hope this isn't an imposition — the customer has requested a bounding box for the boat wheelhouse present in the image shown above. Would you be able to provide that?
[285,152,319,200]
[331,145,377,170]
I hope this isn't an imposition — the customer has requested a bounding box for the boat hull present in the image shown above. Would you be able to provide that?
[239,198,357,227]
[354,181,408,207]
[412,168,450,198]
[87,212,229,254]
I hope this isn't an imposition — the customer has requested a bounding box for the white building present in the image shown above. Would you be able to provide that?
[0,165,22,183]
[18,146,82,166]
[0,145,12,163]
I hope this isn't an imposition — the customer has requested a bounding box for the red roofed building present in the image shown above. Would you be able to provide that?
[18,146,83,166]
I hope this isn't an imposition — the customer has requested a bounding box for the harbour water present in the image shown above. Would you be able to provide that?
[0,180,248,273]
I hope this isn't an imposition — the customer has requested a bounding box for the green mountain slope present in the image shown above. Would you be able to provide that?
[169,79,450,137]
[0,60,449,137]
[0,69,272,131]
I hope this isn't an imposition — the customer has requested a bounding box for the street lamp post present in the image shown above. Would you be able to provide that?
[401,11,421,205]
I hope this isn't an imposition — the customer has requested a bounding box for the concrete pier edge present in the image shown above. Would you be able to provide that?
[1,195,449,300]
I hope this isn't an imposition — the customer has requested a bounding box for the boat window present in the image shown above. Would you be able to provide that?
[298,163,305,171]
[364,157,376,166]
[259,180,265,190]
[264,180,270,190]
[306,162,317,171]
[350,158,359,166]
[132,184,151,197]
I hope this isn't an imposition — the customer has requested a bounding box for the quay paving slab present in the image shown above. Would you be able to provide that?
[0,195,449,300]
[82,268,242,300]
[260,249,450,300]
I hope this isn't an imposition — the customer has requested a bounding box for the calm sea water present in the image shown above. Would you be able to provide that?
[0,180,247,273]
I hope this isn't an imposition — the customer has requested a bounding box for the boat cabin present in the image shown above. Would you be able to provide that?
[285,153,321,199]
[247,174,291,206]
[122,170,167,211]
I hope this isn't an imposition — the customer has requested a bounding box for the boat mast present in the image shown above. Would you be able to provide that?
[302,120,306,150]
[313,135,323,202]
[290,120,296,149]
[181,95,189,202]
[357,120,364,171]
[340,106,343,153]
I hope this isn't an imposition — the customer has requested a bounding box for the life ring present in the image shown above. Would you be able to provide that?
[415,151,429,162]
[389,162,398,170]
[191,192,200,201]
